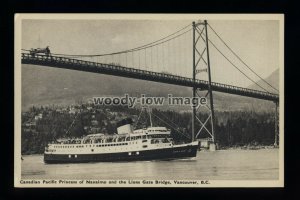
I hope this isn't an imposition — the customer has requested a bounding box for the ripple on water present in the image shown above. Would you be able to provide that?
[21,149,279,180]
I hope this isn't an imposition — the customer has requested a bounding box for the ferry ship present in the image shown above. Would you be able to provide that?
[44,118,198,163]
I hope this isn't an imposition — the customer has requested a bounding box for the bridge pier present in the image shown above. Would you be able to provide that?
[209,143,216,151]
[274,101,279,147]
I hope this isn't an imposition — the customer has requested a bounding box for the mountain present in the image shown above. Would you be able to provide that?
[21,64,190,110]
[213,68,279,112]
[21,64,279,112]
[248,68,279,93]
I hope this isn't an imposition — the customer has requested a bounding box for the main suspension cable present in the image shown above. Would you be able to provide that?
[22,23,192,58]
[208,23,279,93]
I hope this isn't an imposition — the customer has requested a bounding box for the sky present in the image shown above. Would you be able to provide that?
[21,17,280,88]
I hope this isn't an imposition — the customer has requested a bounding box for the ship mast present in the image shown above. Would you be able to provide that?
[148,107,153,127]
[134,106,153,128]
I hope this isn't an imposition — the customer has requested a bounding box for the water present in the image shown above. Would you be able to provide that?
[22,149,279,180]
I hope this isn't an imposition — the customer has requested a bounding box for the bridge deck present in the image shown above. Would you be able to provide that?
[21,53,279,102]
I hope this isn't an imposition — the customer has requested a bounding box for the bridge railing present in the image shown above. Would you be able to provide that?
[21,53,279,101]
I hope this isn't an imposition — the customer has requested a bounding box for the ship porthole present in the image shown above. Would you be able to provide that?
[68,155,71,158]
[128,152,131,156]
[75,155,77,158]
[136,152,139,155]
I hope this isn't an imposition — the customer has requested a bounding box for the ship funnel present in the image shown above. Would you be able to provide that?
[116,118,134,134]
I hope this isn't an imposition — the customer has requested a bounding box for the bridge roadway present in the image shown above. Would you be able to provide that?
[21,53,279,102]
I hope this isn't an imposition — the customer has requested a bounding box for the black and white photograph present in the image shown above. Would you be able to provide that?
[14,14,284,187]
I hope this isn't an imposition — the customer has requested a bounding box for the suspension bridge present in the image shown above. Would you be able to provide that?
[21,20,280,149]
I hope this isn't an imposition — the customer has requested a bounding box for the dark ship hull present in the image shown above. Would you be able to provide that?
[44,143,198,164]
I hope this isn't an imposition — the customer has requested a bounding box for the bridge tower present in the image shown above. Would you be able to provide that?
[192,20,217,151]
[274,101,279,147]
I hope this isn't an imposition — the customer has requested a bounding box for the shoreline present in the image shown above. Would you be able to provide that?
[21,146,278,156]
[218,145,278,150]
